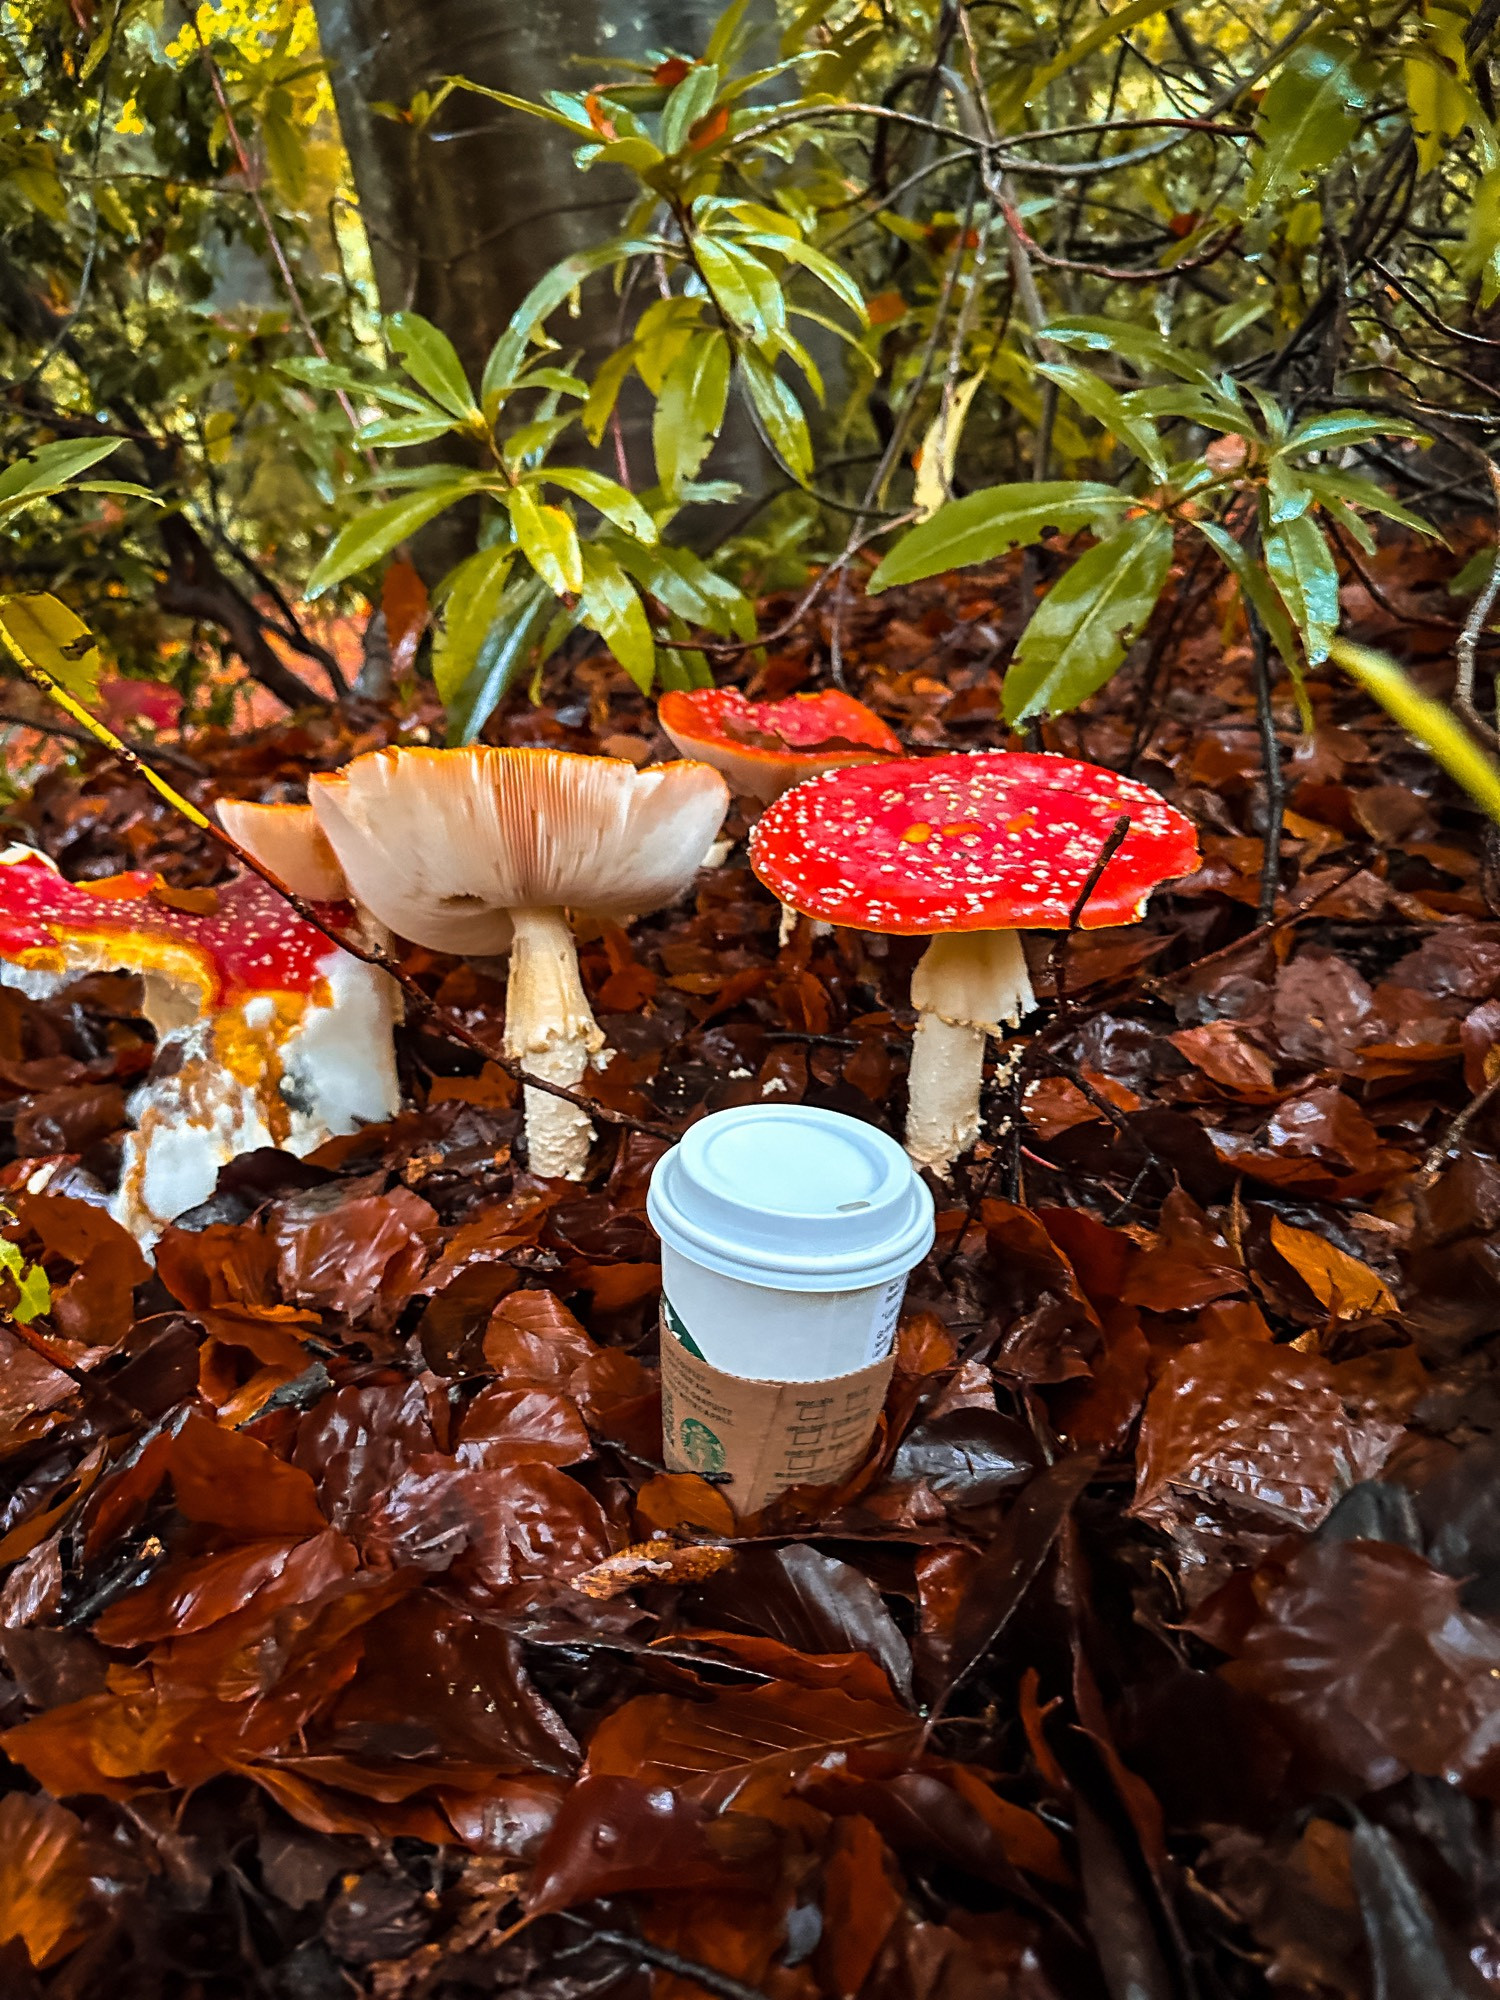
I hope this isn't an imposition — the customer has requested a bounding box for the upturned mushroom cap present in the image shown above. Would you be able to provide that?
[0,846,353,1017]
[216,800,348,902]
[308,746,730,956]
[748,752,1198,934]
[658,688,901,805]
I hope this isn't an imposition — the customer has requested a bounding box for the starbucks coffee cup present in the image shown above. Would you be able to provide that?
[647,1105,935,1514]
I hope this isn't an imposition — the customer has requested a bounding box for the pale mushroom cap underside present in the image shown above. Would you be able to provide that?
[309,746,731,955]
[216,800,348,903]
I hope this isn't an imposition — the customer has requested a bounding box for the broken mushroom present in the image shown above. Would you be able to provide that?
[0,846,400,1240]
[215,798,349,901]
[748,752,1198,1175]
[659,687,902,940]
[657,687,902,806]
[308,746,729,1181]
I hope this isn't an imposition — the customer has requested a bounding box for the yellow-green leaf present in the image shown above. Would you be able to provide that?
[0,594,104,705]
[432,544,515,706]
[1330,639,1500,826]
[508,485,583,595]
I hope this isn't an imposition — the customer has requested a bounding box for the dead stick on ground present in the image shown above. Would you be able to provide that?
[0,634,676,1144]
[553,1917,774,2000]
[1416,1069,1500,1188]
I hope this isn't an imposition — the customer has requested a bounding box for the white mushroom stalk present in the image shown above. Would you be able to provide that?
[905,931,1035,1174]
[503,906,605,1180]
[309,747,729,1181]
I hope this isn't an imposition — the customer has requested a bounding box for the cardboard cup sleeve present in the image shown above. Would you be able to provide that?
[659,1306,894,1518]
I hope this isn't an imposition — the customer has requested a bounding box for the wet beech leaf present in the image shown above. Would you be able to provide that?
[586,1681,920,1809]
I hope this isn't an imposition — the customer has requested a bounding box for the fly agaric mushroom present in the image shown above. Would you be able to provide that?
[0,846,399,1240]
[659,688,902,941]
[748,752,1198,1175]
[657,687,902,806]
[215,799,348,901]
[307,746,729,1181]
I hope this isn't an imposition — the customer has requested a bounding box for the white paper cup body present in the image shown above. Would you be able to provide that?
[648,1104,935,1383]
[659,1242,907,1380]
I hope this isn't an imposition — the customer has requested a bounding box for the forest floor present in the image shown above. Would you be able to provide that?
[0,538,1498,2000]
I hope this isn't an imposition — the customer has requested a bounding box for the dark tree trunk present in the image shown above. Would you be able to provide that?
[311,0,777,568]
[312,0,755,387]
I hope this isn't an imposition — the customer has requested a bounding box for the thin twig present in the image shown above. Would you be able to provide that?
[1456,462,1500,742]
[553,1917,773,2000]
[1143,861,1366,993]
[0,708,207,778]
[1247,604,1285,924]
[1046,814,1132,1014]
[1417,1070,1500,1188]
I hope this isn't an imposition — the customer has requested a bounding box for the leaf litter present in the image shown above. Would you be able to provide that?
[0,563,1498,1996]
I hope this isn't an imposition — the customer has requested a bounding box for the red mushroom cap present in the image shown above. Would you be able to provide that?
[748,752,1198,935]
[657,688,901,804]
[0,850,352,1008]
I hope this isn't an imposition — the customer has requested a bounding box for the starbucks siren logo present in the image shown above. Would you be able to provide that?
[678,1417,726,1475]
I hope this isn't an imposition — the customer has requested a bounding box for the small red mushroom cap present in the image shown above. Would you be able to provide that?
[0,849,352,1007]
[748,751,1198,935]
[657,688,901,804]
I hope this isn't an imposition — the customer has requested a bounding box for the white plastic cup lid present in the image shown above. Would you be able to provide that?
[647,1103,935,1292]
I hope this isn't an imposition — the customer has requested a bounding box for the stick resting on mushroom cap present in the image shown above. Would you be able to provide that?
[308,746,730,1181]
[748,752,1198,1175]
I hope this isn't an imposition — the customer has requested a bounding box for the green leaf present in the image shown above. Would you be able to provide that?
[508,484,583,595]
[1266,456,1313,524]
[1263,511,1340,665]
[869,481,1132,593]
[654,329,731,490]
[306,484,474,597]
[533,467,658,544]
[1035,363,1168,481]
[695,236,784,338]
[0,594,105,706]
[432,544,514,707]
[485,239,650,397]
[1406,33,1472,176]
[705,0,754,65]
[387,313,479,421]
[577,545,656,691]
[1330,639,1500,825]
[359,413,460,449]
[279,358,437,416]
[735,235,867,322]
[445,572,554,746]
[444,79,597,138]
[609,537,756,640]
[1283,410,1430,454]
[501,413,578,469]
[1301,469,1436,539]
[1245,37,1377,213]
[736,348,812,479]
[0,438,123,510]
[582,343,639,446]
[262,90,307,204]
[1042,317,1212,385]
[1193,520,1313,731]
[660,63,720,154]
[1003,514,1174,723]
